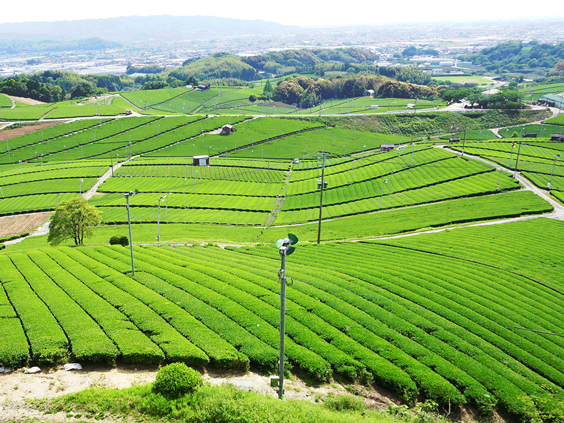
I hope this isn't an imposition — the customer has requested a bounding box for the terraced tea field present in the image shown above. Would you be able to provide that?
[2,106,564,423]
[448,138,564,202]
[1,217,564,422]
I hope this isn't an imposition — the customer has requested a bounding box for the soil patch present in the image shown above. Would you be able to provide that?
[0,121,63,142]
[8,95,46,106]
[0,365,396,422]
[0,212,52,237]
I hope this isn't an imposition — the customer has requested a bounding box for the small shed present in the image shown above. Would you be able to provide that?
[363,89,375,97]
[193,155,210,167]
[220,124,235,135]
[380,144,395,152]
[448,137,461,143]
[197,84,210,91]
[523,134,537,138]
[551,134,564,142]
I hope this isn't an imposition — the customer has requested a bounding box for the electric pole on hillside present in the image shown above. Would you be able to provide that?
[317,149,327,244]
[124,190,138,276]
[276,233,298,400]
[513,141,523,178]
[461,127,467,157]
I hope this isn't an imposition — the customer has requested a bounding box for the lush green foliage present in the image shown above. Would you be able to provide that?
[152,363,203,398]
[461,40,564,73]
[48,197,102,246]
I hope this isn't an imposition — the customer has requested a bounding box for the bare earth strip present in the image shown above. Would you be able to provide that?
[7,95,46,106]
[0,366,393,423]
[0,121,62,142]
[0,212,52,237]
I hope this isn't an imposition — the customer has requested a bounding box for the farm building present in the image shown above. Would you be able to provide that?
[380,144,395,152]
[448,137,461,143]
[523,134,537,138]
[551,134,564,142]
[363,90,375,97]
[220,124,235,135]
[193,155,210,166]
[197,84,211,91]
[540,93,564,109]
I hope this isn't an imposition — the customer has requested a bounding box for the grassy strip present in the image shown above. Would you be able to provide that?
[47,383,391,423]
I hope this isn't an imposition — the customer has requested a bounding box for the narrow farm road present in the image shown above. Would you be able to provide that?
[4,156,137,245]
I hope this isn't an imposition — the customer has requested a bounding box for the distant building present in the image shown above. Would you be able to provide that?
[541,93,564,109]
[220,124,235,135]
[193,155,210,166]
[380,144,395,152]
[551,134,564,142]
[363,89,375,97]
[523,134,537,138]
[197,84,210,91]
[448,137,461,143]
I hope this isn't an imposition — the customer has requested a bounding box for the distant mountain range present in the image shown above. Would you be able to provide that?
[0,15,302,45]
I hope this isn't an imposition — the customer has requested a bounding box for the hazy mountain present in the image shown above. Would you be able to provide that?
[0,15,302,45]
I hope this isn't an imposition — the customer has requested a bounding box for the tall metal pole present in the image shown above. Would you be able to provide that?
[548,155,560,190]
[125,192,136,276]
[317,152,326,245]
[513,141,523,178]
[461,127,467,157]
[496,169,502,191]
[509,142,516,167]
[278,248,287,400]
[379,178,388,210]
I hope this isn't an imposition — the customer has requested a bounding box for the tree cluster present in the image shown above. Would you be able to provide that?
[461,40,564,73]
[126,64,166,75]
[440,86,524,109]
[549,60,564,77]
[272,75,393,106]
[377,81,438,99]
[377,67,432,86]
[0,77,64,102]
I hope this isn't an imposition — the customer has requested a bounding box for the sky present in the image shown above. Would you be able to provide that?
[0,0,563,27]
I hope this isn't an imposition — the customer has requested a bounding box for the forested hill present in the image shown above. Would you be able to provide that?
[461,40,564,73]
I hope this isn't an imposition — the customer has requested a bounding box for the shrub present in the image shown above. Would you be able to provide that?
[109,235,129,246]
[109,236,121,245]
[152,363,203,399]
[324,393,365,412]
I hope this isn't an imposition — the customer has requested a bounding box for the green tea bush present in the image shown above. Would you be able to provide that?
[152,363,203,399]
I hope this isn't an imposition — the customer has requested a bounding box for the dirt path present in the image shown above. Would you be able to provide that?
[0,365,394,422]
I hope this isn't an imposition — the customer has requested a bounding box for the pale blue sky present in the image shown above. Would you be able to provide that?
[0,0,563,26]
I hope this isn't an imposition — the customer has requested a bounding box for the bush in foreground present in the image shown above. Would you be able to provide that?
[152,363,203,399]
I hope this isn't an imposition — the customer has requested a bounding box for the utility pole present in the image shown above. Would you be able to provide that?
[461,127,467,157]
[317,151,327,244]
[124,190,138,276]
[156,196,166,241]
[513,141,523,178]
[275,233,298,400]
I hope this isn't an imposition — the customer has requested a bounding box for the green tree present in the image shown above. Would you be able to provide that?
[48,197,102,246]
[263,79,273,96]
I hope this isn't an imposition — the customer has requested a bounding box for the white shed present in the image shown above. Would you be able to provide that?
[193,155,210,167]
